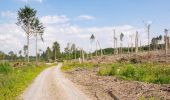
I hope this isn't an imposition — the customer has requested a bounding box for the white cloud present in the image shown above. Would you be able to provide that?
[1,11,16,19]
[40,15,69,24]
[0,14,146,56]
[77,15,95,20]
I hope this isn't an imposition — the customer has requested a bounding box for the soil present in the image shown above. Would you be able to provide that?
[65,67,170,100]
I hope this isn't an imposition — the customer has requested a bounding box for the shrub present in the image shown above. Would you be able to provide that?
[119,64,135,78]
[0,63,13,74]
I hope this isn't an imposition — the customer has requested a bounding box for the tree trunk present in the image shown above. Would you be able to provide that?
[90,43,92,58]
[82,49,84,63]
[97,40,103,57]
[147,25,150,58]
[36,33,38,63]
[55,49,56,61]
[165,32,168,62]
[96,42,98,57]
[113,29,116,54]
[27,35,29,63]
[135,31,138,53]
[74,50,76,60]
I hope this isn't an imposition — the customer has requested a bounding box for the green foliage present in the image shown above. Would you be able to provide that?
[98,63,170,84]
[0,62,47,100]
[0,63,13,74]
[119,64,135,78]
[98,64,118,76]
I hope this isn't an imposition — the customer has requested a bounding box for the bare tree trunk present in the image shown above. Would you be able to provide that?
[165,29,168,63]
[113,29,116,54]
[81,49,84,63]
[74,50,76,60]
[130,35,133,53]
[27,35,29,63]
[90,43,92,58]
[128,44,129,53]
[97,40,103,57]
[55,49,56,60]
[96,41,98,56]
[147,25,150,58]
[36,33,38,63]
[135,31,138,53]
[116,39,118,54]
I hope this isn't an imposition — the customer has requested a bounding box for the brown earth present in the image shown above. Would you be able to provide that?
[64,68,170,100]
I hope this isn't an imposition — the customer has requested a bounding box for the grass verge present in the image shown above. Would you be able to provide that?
[98,63,170,84]
[0,62,48,100]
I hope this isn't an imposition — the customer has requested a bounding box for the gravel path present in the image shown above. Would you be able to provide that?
[21,63,90,100]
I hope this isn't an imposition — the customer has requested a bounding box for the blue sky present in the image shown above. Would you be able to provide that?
[0,0,170,55]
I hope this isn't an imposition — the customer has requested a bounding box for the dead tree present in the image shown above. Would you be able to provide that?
[164,29,168,62]
[135,31,139,53]
[113,29,117,54]
[130,35,133,53]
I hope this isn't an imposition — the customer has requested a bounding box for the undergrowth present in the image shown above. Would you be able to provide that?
[98,63,170,84]
[0,62,48,100]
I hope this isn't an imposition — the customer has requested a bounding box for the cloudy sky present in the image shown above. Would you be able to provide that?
[0,0,170,55]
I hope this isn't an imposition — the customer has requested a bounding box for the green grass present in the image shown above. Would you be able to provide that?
[98,63,170,84]
[61,62,95,71]
[0,62,48,100]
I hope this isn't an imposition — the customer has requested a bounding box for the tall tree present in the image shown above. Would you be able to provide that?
[52,41,60,60]
[33,18,44,62]
[135,31,139,53]
[19,50,22,57]
[90,34,95,58]
[71,43,76,60]
[164,29,169,56]
[8,51,14,60]
[120,33,124,54]
[17,6,37,62]
[23,45,28,61]
[46,47,52,61]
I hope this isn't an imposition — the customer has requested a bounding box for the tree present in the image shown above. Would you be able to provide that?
[18,50,22,60]
[164,29,168,55]
[8,51,14,60]
[46,47,52,61]
[158,35,162,49]
[90,34,95,58]
[120,33,124,54]
[52,41,60,60]
[71,43,76,60]
[23,45,28,61]
[33,18,44,62]
[17,5,37,62]
[135,31,139,53]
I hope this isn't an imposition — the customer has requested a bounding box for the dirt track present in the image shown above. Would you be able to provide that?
[21,63,90,100]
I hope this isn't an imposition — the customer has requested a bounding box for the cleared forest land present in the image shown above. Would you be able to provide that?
[62,52,170,100]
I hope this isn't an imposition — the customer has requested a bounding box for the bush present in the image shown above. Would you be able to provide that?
[0,63,13,74]
[119,64,135,78]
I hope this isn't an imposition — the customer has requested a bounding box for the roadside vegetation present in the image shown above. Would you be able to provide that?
[62,62,170,84]
[99,63,170,84]
[0,62,48,100]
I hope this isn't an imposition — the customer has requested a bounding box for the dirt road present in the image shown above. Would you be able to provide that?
[21,63,90,100]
